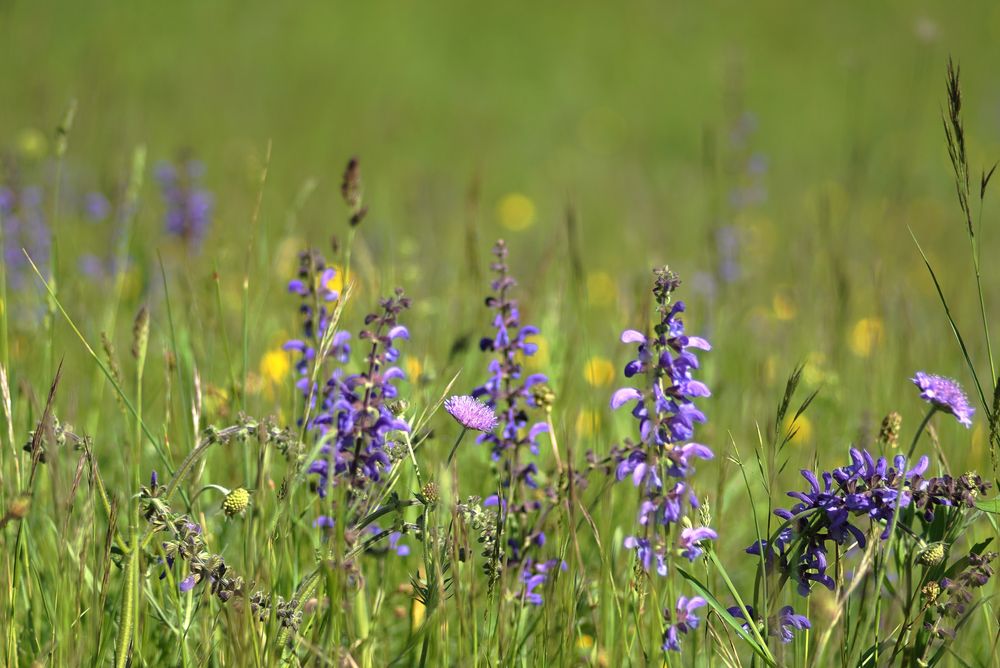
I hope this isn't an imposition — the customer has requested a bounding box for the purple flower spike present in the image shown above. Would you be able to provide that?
[444,395,498,432]
[912,372,975,428]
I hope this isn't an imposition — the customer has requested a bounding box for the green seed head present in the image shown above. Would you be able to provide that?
[921,581,941,602]
[222,488,250,517]
[918,543,946,567]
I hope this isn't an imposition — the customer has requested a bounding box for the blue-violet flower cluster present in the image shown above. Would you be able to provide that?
[156,158,213,250]
[610,268,717,577]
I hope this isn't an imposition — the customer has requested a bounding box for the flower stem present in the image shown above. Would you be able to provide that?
[906,407,938,460]
[446,428,468,466]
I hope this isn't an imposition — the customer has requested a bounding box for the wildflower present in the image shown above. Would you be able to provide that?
[782,414,813,444]
[677,526,718,562]
[583,356,615,387]
[496,193,536,231]
[746,447,992,597]
[912,372,975,427]
[222,488,250,517]
[610,267,715,579]
[260,349,291,385]
[179,575,197,593]
[773,606,811,643]
[576,409,600,438]
[772,294,796,321]
[156,158,213,249]
[586,271,617,307]
[850,317,884,357]
[520,559,566,606]
[473,240,549,460]
[83,191,111,222]
[727,605,810,644]
[0,181,48,286]
[624,535,669,576]
[662,596,705,652]
[444,395,498,432]
[466,241,559,600]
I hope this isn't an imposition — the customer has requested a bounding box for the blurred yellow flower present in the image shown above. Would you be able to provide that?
[497,193,536,231]
[17,128,47,160]
[576,409,601,438]
[577,634,595,650]
[586,271,617,307]
[583,356,616,387]
[325,264,346,297]
[259,348,291,385]
[850,317,884,357]
[802,352,829,386]
[404,356,423,382]
[772,294,797,321]
[411,598,425,631]
[524,334,550,370]
[203,384,231,419]
[764,354,778,385]
[783,414,813,444]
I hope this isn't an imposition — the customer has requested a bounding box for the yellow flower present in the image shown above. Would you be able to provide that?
[583,357,616,387]
[577,634,595,650]
[260,349,291,385]
[576,409,601,438]
[404,356,423,382]
[802,352,828,386]
[850,317,884,358]
[586,271,617,307]
[523,334,550,370]
[497,193,536,231]
[16,128,47,160]
[782,414,813,444]
[772,294,797,321]
[325,264,346,297]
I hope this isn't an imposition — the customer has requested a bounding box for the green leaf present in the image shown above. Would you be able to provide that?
[676,566,776,667]
[975,496,1000,514]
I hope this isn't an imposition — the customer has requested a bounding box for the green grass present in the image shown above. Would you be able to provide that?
[2,3,1000,666]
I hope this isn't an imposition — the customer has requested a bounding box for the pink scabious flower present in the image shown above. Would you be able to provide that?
[444,395,499,432]
[912,371,975,428]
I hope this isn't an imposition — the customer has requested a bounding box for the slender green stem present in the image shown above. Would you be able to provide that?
[446,428,468,466]
[906,407,937,460]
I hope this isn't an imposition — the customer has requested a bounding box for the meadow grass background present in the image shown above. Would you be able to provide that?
[2,2,1000,665]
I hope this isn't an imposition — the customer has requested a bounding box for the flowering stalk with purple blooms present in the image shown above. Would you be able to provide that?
[609,267,722,653]
[155,158,213,250]
[466,240,561,606]
[283,249,414,543]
